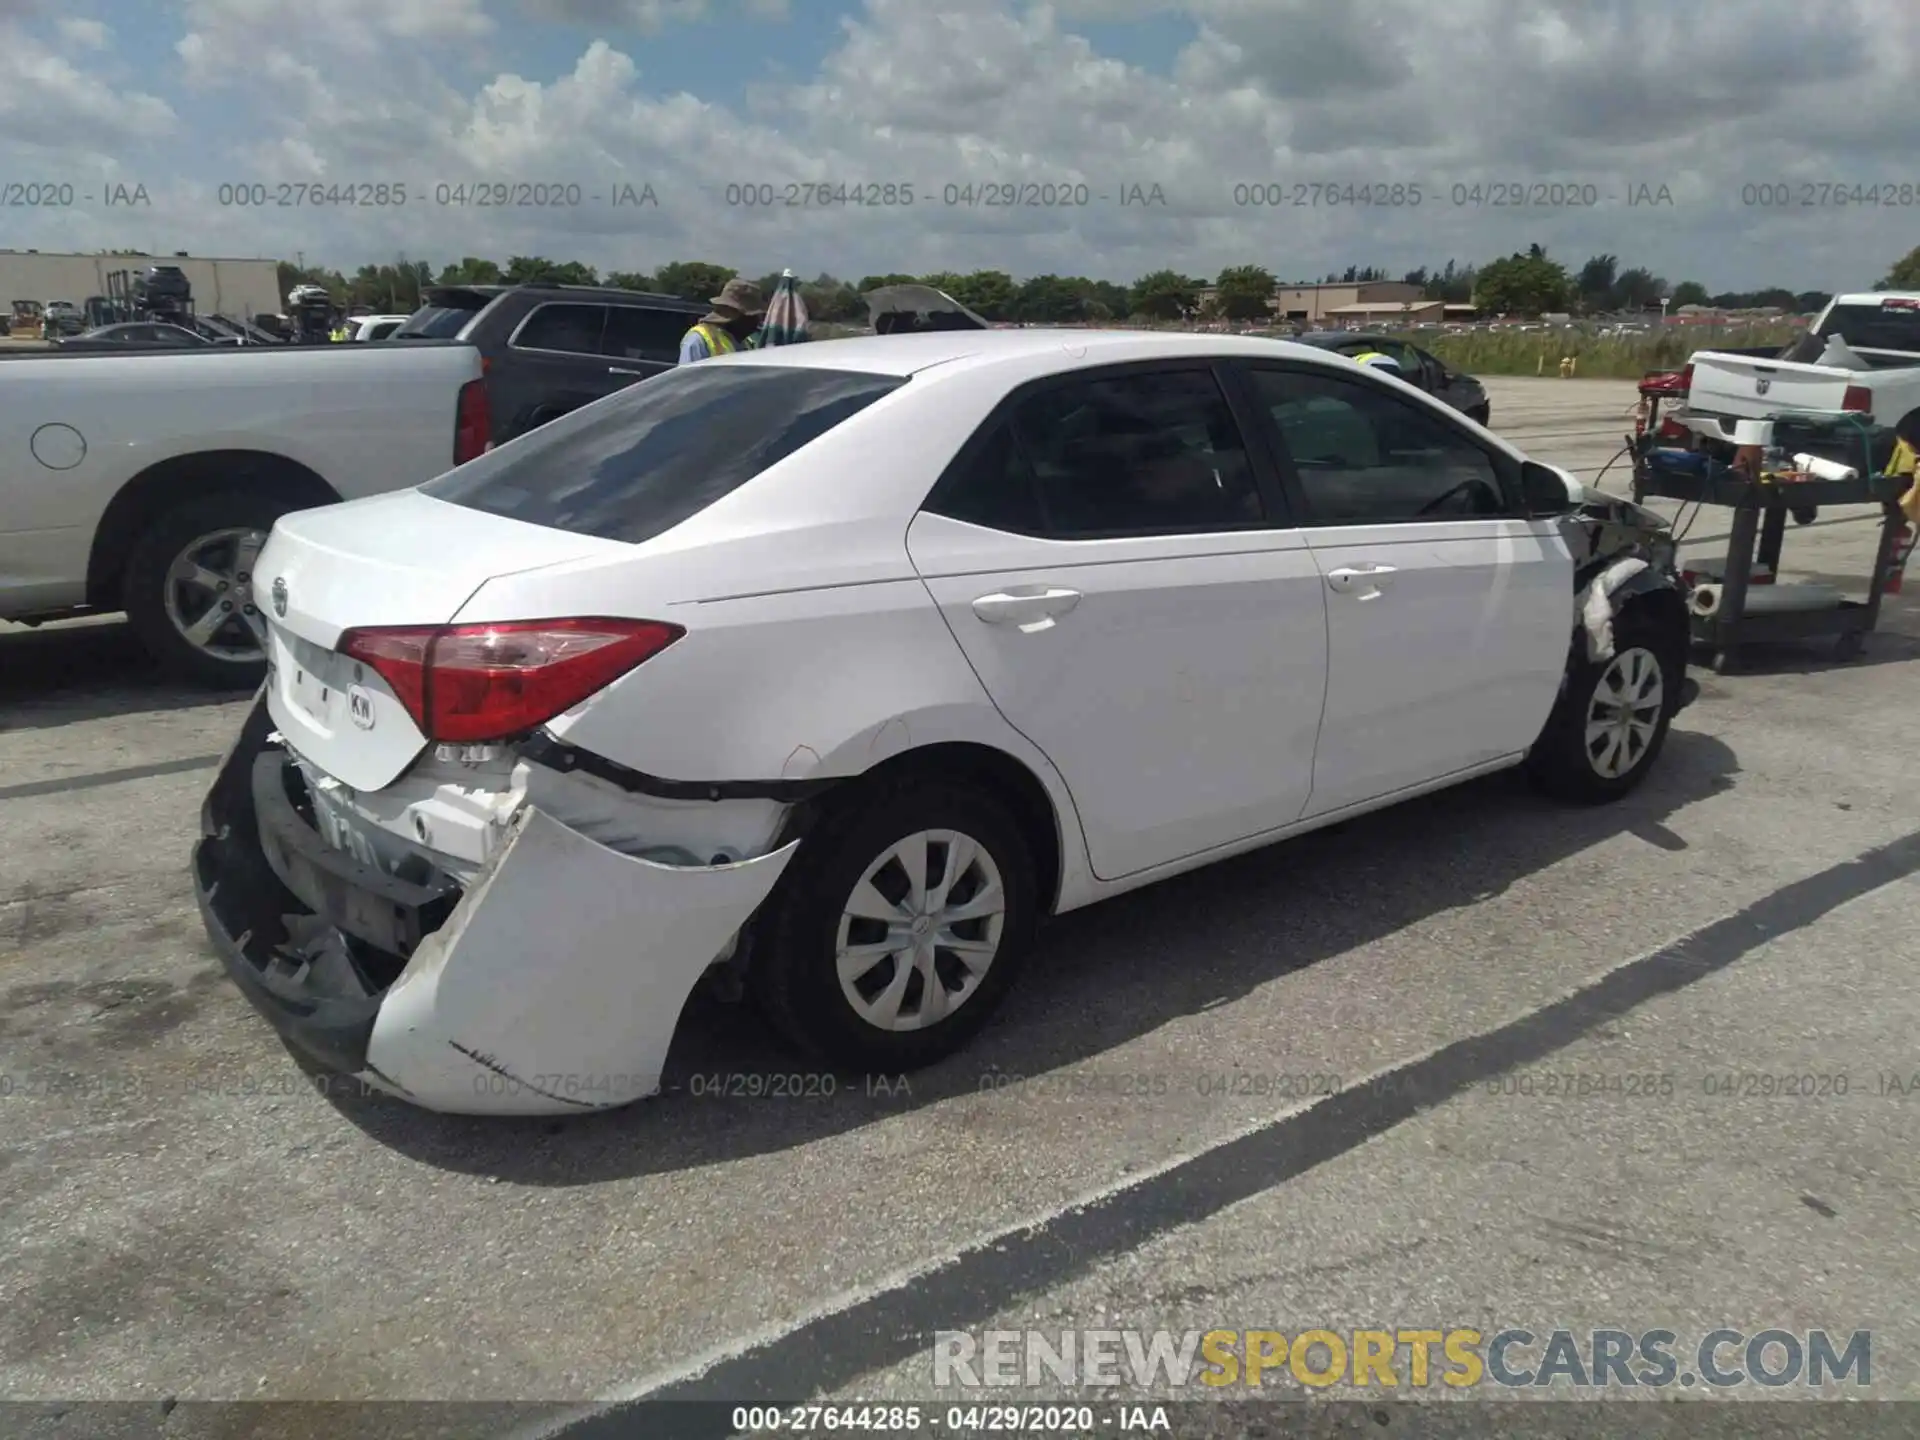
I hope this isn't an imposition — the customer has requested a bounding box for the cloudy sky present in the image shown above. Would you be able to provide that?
[3,0,1916,292]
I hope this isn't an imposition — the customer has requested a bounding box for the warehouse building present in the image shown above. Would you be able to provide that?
[0,250,283,325]
[1271,281,1426,323]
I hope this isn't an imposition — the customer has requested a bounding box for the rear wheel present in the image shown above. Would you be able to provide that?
[1526,610,1681,803]
[752,777,1038,1073]
[124,490,287,688]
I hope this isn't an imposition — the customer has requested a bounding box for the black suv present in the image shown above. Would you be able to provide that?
[393,284,708,444]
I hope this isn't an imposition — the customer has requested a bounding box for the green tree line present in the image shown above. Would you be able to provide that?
[270,243,1920,325]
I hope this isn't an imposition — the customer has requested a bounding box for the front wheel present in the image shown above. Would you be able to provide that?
[1526,611,1681,803]
[752,777,1038,1073]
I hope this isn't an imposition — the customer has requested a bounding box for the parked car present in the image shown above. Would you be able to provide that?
[864,283,990,333]
[54,321,212,350]
[42,300,85,337]
[0,341,487,683]
[192,329,1694,1116]
[1680,292,1920,435]
[350,314,411,342]
[390,283,708,444]
[1676,292,1920,525]
[1290,330,1491,424]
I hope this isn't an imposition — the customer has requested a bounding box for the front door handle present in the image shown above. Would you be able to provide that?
[609,365,645,376]
[971,587,1083,633]
[1326,564,1397,599]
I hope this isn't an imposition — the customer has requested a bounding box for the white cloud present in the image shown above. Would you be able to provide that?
[517,0,709,29]
[56,16,110,49]
[0,25,174,161]
[5,0,1918,292]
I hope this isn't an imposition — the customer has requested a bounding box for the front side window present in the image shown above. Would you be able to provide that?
[1244,368,1507,523]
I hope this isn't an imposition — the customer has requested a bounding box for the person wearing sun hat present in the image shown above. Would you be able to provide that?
[678,278,766,364]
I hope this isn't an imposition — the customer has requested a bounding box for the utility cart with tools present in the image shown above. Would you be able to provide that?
[1630,405,1914,674]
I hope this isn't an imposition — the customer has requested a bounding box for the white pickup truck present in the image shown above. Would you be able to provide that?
[1680,292,1920,440]
[1,341,487,684]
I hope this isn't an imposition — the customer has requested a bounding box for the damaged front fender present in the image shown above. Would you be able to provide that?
[365,807,797,1115]
[1561,486,1683,664]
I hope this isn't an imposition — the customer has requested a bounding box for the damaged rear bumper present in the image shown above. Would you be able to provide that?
[192,698,797,1116]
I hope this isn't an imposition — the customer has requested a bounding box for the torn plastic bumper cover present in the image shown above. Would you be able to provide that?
[193,697,797,1115]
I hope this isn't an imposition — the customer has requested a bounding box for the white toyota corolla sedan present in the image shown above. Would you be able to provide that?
[194,329,1695,1115]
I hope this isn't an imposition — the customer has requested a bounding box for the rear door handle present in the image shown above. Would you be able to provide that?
[1326,564,1397,599]
[609,365,644,376]
[971,587,1083,633]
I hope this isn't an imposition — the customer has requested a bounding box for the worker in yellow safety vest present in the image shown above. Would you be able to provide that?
[678,279,765,363]
[329,318,350,342]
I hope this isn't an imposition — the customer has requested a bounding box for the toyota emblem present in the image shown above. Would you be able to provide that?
[1754,377,1771,395]
[271,576,287,617]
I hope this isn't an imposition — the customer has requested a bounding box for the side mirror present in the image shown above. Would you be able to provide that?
[1520,460,1579,516]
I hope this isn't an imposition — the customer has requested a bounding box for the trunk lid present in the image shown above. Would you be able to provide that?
[258,489,632,792]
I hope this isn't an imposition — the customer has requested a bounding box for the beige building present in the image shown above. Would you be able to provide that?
[1272,281,1426,323]
[0,251,283,323]
[1323,299,1447,326]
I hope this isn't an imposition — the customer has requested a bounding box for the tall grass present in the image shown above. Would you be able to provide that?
[1378,324,1803,379]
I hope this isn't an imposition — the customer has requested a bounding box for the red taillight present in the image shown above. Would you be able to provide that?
[1842,384,1872,414]
[340,618,683,743]
[454,378,491,464]
[1679,362,1693,395]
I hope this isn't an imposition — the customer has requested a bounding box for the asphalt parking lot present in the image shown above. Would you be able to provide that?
[3,377,1918,1433]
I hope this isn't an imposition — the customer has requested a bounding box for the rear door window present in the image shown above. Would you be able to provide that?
[396,303,485,339]
[1001,368,1265,536]
[512,303,609,355]
[1787,300,1920,360]
[603,306,695,361]
[422,365,908,544]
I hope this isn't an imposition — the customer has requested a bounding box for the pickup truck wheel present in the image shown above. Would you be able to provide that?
[124,491,286,688]
[1526,611,1681,804]
[752,777,1038,1074]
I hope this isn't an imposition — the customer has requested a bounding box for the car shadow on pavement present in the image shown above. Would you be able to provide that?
[0,618,253,729]
[318,724,1742,1183]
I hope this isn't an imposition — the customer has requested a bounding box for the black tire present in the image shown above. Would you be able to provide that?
[1526,608,1684,804]
[1791,506,1818,526]
[752,776,1039,1074]
[124,489,290,688]
[1468,404,1491,426]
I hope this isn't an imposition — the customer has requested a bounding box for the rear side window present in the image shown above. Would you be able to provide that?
[513,303,607,355]
[1786,300,1920,359]
[422,365,908,544]
[929,424,1047,534]
[603,306,695,361]
[397,305,481,339]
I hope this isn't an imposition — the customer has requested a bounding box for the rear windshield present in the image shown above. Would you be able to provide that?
[1784,301,1920,360]
[421,364,908,543]
[396,304,481,339]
